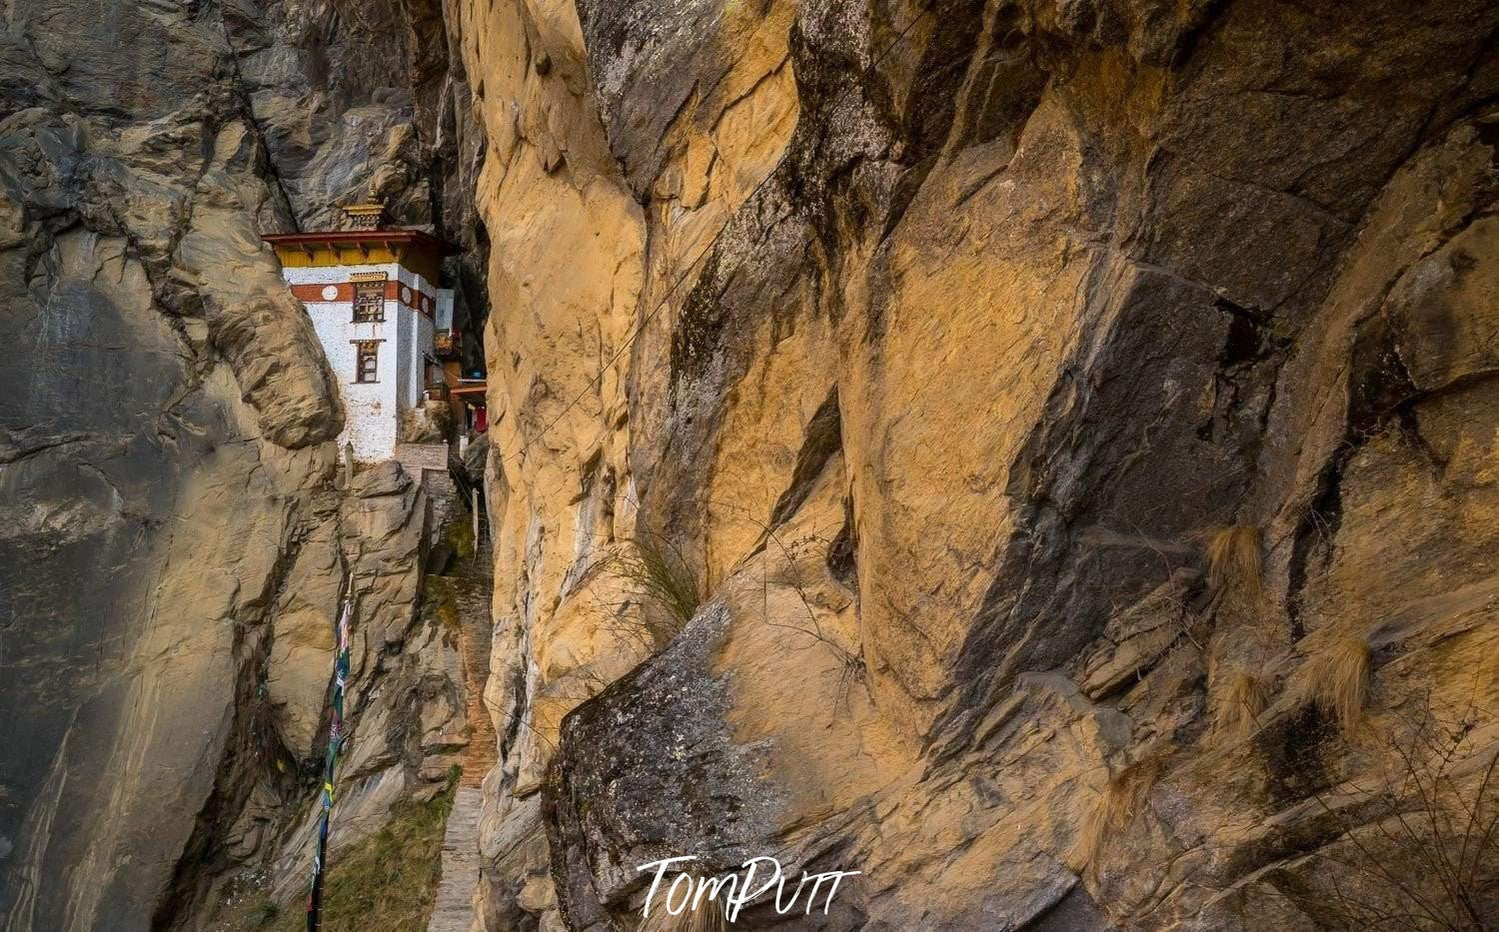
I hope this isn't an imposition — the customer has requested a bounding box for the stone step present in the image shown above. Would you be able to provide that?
[428,786,485,932]
[425,513,496,930]
[446,561,496,789]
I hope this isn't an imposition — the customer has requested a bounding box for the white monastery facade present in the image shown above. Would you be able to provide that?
[265,210,458,462]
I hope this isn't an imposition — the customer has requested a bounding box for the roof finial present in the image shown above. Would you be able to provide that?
[341,200,387,231]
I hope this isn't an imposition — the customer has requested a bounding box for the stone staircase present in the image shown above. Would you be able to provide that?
[395,442,463,542]
[428,786,485,932]
[454,565,497,787]
[428,523,494,932]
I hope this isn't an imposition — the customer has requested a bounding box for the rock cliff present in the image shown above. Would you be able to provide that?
[3,0,1498,929]
[0,0,482,927]
[455,0,1499,928]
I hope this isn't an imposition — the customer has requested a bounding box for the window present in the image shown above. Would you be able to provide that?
[352,278,385,322]
[355,341,379,383]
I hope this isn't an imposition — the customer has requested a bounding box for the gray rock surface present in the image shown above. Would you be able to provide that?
[0,0,486,927]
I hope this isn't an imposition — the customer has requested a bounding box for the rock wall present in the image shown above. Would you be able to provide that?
[3,0,1498,928]
[457,0,1499,928]
[0,0,483,927]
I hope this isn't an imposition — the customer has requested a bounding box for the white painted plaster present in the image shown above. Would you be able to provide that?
[291,261,444,461]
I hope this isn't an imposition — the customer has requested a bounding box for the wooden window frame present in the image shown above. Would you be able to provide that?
[352,277,386,322]
[353,340,382,383]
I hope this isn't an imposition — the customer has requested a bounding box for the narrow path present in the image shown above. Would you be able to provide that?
[429,527,494,932]
[428,786,484,932]
[454,564,497,787]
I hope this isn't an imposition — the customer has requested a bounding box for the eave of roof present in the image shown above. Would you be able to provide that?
[262,229,462,255]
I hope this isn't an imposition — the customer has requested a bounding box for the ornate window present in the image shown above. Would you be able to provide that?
[355,340,380,383]
[352,277,386,322]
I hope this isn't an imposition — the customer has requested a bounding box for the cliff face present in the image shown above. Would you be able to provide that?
[456,0,1499,928]
[0,1,482,927]
[2,0,1498,929]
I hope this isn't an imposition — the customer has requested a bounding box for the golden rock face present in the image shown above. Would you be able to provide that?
[6,0,1499,927]
[454,0,1499,927]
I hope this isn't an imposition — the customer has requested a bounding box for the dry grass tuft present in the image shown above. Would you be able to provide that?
[639,893,728,931]
[1206,525,1263,598]
[1070,758,1162,871]
[616,534,701,645]
[1212,670,1269,745]
[1306,634,1372,733]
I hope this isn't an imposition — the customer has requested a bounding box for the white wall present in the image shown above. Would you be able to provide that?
[284,262,445,461]
[305,297,398,461]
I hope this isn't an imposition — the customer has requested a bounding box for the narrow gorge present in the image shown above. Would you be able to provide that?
[2,0,1497,929]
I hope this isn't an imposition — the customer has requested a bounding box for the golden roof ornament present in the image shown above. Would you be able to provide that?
[341,201,387,231]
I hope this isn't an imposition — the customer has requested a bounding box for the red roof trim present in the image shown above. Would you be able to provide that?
[262,229,462,255]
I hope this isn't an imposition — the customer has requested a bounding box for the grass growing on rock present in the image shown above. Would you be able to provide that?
[1211,670,1269,745]
[1306,633,1372,734]
[273,768,459,931]
[249,898,279,927]
[422,574,462,643]
[1206,525,1262,598]
[1069,757,1163,872]
[616,534,702,645]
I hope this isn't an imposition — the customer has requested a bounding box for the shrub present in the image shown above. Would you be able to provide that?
[615,533,701,645]
[1309,704,1498,929]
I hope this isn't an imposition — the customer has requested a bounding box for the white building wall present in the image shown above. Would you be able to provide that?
[391,266,436,410]
[395,303,414,415]
[304,298,398,461]
[419,311,435,395]
[282,262,444,462]
[284,263,402,288]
